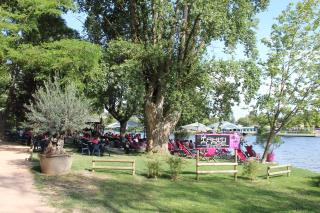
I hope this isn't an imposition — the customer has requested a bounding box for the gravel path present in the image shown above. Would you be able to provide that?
[0,141,56,213]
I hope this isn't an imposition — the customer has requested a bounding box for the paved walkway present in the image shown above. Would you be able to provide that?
[0,140,56,213]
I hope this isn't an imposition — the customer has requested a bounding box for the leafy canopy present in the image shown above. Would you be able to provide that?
[258,0,320,132]
[256,0,320,161]
[25,76,91,135]
[90,39,144,132]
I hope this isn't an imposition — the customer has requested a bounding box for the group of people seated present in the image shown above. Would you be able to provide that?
[5,128,33,145]
[73,129,147,155]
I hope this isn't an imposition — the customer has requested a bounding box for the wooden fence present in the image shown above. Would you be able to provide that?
[92,159,135,175]
[267,164,291,179]
[196,150,238,181]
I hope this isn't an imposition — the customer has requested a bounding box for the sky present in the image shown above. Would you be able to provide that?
[62,0,300,120]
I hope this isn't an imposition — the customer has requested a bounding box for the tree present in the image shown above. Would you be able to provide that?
[257,0,320,162]
[0,0,72,125]
[0,0,101,127]
[177,59,261,127]
[78,0,269,151]
[287,109,320,129]
[25,76,90,155]
[91,39,144,137]
[206,60,261,121]
[237,111,261,126]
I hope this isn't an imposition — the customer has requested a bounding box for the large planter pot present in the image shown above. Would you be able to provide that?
[39,154,72,175]
[267,152,275,162]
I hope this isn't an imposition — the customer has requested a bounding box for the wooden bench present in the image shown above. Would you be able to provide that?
[92,159,135,175]
[196,150,238,181]
[267,164,291,180]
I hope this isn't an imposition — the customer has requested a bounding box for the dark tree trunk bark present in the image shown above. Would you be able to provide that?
[261,129,276,163]
[119,120,128,138]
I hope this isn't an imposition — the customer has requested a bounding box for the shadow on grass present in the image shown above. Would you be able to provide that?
[30,151,320,212]
[309,176,320,188]
[33,169,320,213]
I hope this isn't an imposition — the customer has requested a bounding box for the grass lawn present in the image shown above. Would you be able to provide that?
[32,148,320,213]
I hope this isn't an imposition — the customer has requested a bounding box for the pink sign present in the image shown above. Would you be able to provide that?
[195,133,240,148]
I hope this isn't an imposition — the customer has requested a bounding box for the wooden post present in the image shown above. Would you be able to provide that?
[234,149,237,181]
[287,165,290,177]
[92,160,95,173]
[132,160,135,175]
[196,150,199,181]
[267,166,270,180]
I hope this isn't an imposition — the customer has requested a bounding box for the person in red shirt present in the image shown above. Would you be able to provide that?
[90,134,101,155]
[91,136,100,144]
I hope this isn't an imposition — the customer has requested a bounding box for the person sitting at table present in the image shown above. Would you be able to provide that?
[91,135,100,145]
[90,134,101,155]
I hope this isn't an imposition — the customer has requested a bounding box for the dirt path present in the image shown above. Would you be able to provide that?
[0,140,56,213]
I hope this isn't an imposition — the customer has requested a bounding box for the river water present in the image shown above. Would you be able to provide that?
[116,131,320,173]
[246,136,320,173]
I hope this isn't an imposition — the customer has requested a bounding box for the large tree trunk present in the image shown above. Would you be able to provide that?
[144,91,181,153]
[261,129,276,163]
[119,120,128,138]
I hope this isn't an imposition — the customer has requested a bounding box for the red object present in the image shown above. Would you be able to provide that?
[91,138,99,144]
[204,148,216,157]
[267,153,275,162]
[236,149,247,161]
[179,143,196,158]
[245,145,256,157]
[168,142,173,151]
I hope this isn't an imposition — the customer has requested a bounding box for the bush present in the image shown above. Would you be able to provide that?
[167,156,184,181]
[242,158,259,181]
[25,76,90,135]
[24,76,90,155]
[146,155,162,179]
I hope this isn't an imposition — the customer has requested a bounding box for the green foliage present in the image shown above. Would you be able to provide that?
[206,60,261,120]
[255,126,284,153]
[0,67,10,108]
[9,39,102,90]
[25,76,91,135]
[237,117,253,127]
[77,0,269,150]
[90,39,144,132]
[257,0,320,161]
[287,110,320,128]
[0,0,101,127]
[146,154,162,179]
[242,159,260,181]
[166,156,185,181]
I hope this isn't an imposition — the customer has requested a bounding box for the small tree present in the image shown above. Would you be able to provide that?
[257,0,320,163]
[25,76,90,155]
[242,159,259,181]
[167,156,185,181]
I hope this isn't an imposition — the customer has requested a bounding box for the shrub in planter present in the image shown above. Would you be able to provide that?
[242,158,259,181]
[25,76,91,174]
[167,156,184,181]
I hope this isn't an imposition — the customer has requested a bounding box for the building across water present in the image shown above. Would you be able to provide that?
[209,121,257,134]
